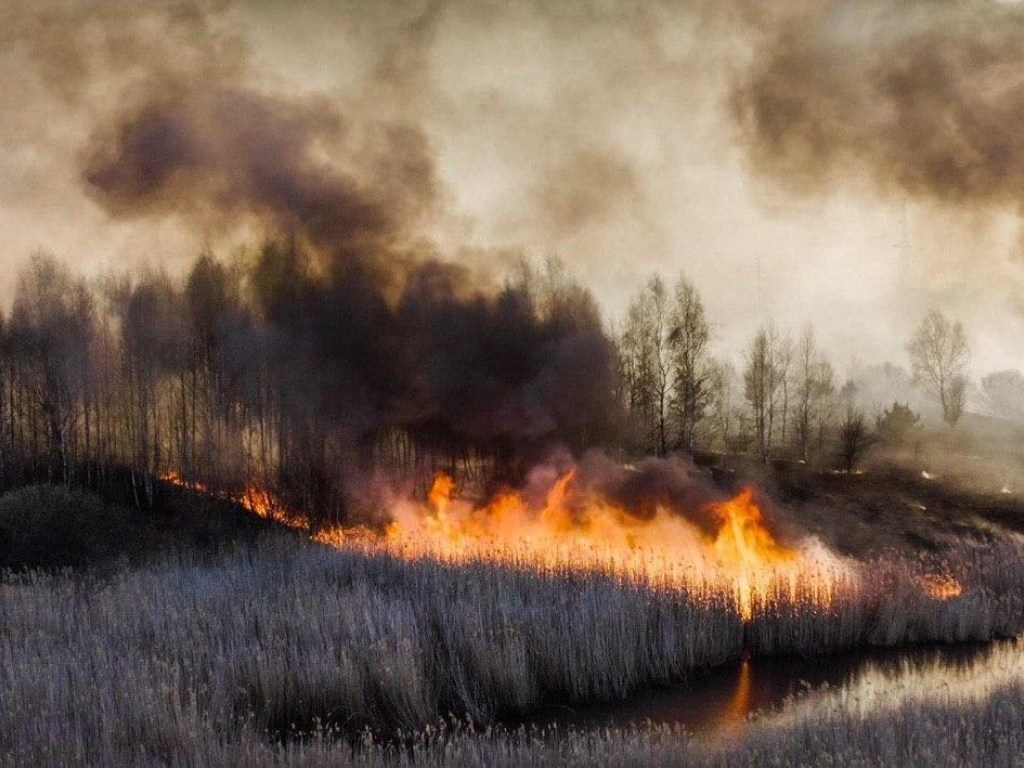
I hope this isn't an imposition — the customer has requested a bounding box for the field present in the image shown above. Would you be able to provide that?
[4,477,1024,766]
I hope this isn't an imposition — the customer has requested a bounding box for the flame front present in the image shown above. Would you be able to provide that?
[160,468,848,621]
[919,573,963,600]
[377,471,842,620]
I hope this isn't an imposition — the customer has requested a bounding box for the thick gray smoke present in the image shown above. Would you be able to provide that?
[82,85,439,258]
[41,0,620,479]
[10,0,1024,474]
[10,0,1024,379]
[733,0,1024,208]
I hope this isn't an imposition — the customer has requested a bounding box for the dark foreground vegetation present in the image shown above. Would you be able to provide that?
[3,479,1024,766]
[0,481,274,571]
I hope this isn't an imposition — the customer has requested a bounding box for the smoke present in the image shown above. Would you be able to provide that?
[10,0,1024,377]
[28,0,621,478]
[0,0,243,107]
[82,86,436,252]
[392,263,619,448]
[576,451,724,531]
[733,0,1024,209]
[10,0,1024,457]
[85,0,1024,248]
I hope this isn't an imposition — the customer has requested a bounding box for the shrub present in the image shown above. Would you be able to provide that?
[875,401,921,448]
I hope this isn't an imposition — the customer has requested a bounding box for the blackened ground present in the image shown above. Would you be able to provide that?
[700,456,1024,559]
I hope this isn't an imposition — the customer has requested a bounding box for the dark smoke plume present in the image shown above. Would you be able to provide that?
[69,1,621,494]
[733,0,1024,208]
[578,451,723,531]
[83,86,436,253]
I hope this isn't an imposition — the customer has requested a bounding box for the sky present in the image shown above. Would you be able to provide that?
[2,0,1024,377]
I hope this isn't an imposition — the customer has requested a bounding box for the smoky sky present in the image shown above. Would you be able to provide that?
[4,0,1024,379]
[82,85,435,253]
[733,0,1024,208]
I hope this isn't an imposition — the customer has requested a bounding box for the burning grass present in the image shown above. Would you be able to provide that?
[169,465,853,624]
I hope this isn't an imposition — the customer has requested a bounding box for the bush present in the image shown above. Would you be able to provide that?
[837,409,873,472]
[0,485,139,569]
[876,401,921,448]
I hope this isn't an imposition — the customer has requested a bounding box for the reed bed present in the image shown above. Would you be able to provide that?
[3,534,1024,765]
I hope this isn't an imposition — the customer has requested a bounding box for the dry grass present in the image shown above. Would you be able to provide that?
[2,534,1024,765]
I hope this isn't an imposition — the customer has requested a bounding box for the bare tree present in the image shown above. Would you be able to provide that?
[7,254,95,484]
[112,272,187,503]
[792,324,836,463]
[814,360,838,456]
[743,321,787,463]
[619,276,671,455]
[776,330,794,449]
[837,407,872,472]
[906,310,969,427]
[707,359,746,453]
[667,274,712,453]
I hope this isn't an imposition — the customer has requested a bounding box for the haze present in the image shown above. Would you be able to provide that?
[2,0,1023,375]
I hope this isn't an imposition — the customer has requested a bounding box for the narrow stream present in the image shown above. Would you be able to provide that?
[514,641,1003,736]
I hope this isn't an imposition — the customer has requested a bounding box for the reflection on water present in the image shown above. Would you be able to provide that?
[519,640,1008,736]
[721,655,752,731]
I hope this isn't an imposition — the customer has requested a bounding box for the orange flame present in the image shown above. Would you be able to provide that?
[376,471,844,620]
[159,467,853,620]
[708,487,795,619]
[159,470,314,532]
[919,573,963,600]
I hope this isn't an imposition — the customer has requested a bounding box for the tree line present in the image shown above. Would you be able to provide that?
[0,246,619,519]
[615,275,980,468]
[0,245,1001,521]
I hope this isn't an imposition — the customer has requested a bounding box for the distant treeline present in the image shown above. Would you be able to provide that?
[0,242,1008,521]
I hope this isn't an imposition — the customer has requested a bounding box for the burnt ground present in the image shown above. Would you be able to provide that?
[706,458,1024,559]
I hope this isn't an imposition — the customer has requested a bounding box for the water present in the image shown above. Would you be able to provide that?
[515,641,1003,736]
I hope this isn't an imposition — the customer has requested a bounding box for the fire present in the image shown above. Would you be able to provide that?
[708,487,796,619]
[376,471,841,621]
[158,470,207,494]
[159,470,314,532]
[919,573,963,600]
[159,467,851,621]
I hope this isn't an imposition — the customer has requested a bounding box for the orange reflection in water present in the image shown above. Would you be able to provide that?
[720,655,754,731]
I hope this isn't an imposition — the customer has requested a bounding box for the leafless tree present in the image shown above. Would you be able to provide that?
[667,274,712,453]
[619,276,671,455]
[7,253,95,484]
[837,407,872,472]
[743,321,788,463]
[777,329,794,448]
[906,310,970,427]
[706,359,744,453]
[791,324,835,463]
[116,272,188,503]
